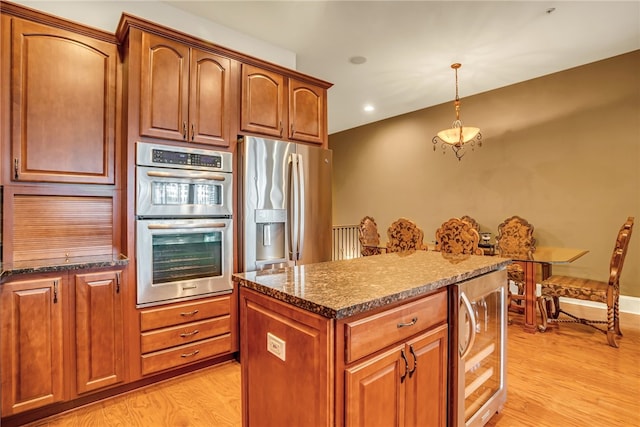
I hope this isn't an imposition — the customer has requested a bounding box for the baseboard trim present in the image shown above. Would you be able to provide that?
[559,295,640,316]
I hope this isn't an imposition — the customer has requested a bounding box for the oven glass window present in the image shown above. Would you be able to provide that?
[152,231,222,284]
[152,182,222,206]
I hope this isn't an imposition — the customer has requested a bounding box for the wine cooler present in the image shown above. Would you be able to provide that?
[456,269,507,426]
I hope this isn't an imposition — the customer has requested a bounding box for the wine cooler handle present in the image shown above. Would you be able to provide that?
[459,291,477,360]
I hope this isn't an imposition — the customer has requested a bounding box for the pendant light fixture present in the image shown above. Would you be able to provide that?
[432,63,482,161]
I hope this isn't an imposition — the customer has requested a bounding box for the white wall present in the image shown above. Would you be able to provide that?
[10,1,296,69]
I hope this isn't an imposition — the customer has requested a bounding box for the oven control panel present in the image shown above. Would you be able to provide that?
[136,142,232,173]
[152,149,222,169]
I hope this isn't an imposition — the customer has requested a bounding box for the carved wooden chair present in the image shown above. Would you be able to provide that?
[386,218,427,253]
[460,215,480,233]
[358,216,385,256]
[495,216,536,323]
[538,217,634,347]
[435,217,483,255]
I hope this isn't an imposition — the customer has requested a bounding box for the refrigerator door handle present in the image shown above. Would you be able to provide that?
[290,153,300,261]
[459,291,477,360]
[297,153,306,260]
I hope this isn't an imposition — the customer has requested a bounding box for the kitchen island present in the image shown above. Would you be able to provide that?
[233,250,510,427]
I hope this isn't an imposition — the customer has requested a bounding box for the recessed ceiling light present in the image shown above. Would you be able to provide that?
[364,104,374,112]
[349,56,367,65]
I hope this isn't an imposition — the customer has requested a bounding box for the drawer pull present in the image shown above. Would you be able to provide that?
[180,329,200,338]
[397,317,418,328]
[180,349,200,358]
[180,309,199,317]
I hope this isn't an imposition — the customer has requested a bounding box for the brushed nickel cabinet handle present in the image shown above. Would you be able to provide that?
[180,309,199,317]
[14,158,19,179]
[397,317,418,328]
[180,329,199,338]
[191,123,195,141]
[182,121,187,139]
[115,272,121,294]
[180,349,200,358]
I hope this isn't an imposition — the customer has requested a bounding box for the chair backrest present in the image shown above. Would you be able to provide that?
[436,217,483,255]
[359,216,382,256]
[609,217,634,286]
[460,215,480,232]
[495,216,536,259]
[386,218,426,253]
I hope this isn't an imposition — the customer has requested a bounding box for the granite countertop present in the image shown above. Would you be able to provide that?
[233,250,511,319]
[0,253,129,283]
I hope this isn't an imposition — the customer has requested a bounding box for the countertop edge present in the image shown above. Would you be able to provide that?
[0,255,130,283]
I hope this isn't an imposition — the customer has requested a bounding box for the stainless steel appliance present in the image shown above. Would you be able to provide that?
[237,136,332,272]
[135,142,233,307]
[456,270,507,427]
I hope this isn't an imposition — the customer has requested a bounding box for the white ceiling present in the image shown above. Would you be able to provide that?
[165,1,640,135]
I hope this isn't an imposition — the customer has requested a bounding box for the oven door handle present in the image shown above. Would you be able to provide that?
[145,170,226,181]
[146,222,227,230]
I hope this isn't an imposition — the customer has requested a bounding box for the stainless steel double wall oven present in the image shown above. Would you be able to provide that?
[135,142,233,307]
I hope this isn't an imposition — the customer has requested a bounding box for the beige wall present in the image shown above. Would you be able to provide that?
[329,51,640,298]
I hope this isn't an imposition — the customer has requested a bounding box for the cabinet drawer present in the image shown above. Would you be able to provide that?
[344,290,447,363]
[141,334,231,376]
[140,296,230,331]
[141,315,231,353]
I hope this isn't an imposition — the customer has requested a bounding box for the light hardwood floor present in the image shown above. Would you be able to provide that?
[26,303,640,427]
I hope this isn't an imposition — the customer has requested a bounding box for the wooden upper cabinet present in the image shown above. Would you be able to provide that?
[241,64,286,139]
[241,64,328,144]
[1,276,65,416]
[140,32,232,147]
[289,78,326,145]
[9,18,117,184]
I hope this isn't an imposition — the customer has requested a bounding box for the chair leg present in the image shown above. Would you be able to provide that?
[606,303,620,348]
[551,296,561,319]
[537,296,549,332]
[614,298,623,337]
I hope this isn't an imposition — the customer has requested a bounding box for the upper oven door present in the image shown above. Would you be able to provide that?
[136,166,233,218]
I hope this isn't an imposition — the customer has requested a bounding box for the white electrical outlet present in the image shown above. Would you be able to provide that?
[267,332,286,361]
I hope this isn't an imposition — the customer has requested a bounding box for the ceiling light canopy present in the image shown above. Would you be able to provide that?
[432,63,482,161]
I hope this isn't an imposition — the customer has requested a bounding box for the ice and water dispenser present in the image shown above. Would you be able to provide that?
[254,209,287,266]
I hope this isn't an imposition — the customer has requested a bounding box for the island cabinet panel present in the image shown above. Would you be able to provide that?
[0,275,66,416]
[139,295,234,376]
[341,293,448,427]
[8,17,117,184]
[74,270,125,394]
[140,31,233,147]
[239,287,334,427]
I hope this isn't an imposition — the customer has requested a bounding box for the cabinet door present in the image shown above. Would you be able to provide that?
[241,64,285,138]
[10,19,117,184]
[345,344,406,427]
[288,78,326,144]
[404,324,448,427]
[75,270,124,394]
[0,276,65,415]
[189,49,232,147]
[140,32,190,141]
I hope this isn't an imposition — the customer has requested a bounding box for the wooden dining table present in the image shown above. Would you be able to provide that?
[509,246,589,333]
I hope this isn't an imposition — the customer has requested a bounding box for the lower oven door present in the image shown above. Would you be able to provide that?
[136,218,233,307]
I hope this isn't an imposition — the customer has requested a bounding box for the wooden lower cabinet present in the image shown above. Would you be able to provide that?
[75,270,124,394]
[139,295,233,376]
[0,268,125,417]
[345,325,448,427]
[239,287,449,427]
[0,275,65,416]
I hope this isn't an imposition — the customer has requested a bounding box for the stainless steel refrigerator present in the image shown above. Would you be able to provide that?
[237,136,332,272]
